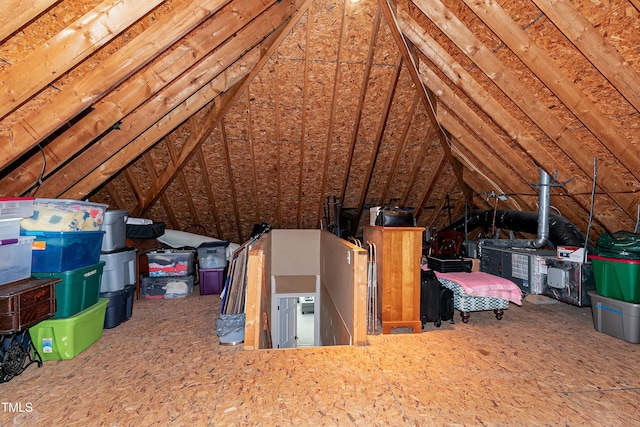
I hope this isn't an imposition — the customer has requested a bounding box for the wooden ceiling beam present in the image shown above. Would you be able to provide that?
[103,0,311,223]
[340,6,382,205]
[351,52,403,236]
[400,12,602,221]
[0,0,166,121]
[465,0,640,184]
[3,0,274,196]
[531,0,640,113]
[104,182,125,210]
[414,149,446,221]
[377,0,472,202]
[411,0,638,220]
[379,90,420,206]
[0,0,60,42]
[316,0,348,228]
[219,118,243,242]
[245,90,262,227]
[296,6,313,228]
[400,125,435,207]
[195,147,223,237]
[39,0,299,198]
[132,52,260,211]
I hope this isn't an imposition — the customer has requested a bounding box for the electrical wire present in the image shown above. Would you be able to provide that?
[584,157,598,262]
[21,144,47,197]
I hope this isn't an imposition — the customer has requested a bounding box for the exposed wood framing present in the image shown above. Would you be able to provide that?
[351,52,403,236]
[378,0,471,203]
[0,0,166,120]
[3,0,236,189]
[0,0,60,42]
[411,0,638,219]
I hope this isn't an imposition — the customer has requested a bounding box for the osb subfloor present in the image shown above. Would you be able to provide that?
[2,290,639,426]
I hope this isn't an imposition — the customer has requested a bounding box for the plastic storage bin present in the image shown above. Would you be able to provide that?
[0,197,34,221]
[141,275,194,299]
[0,218,22,241]
[147,249,195,277]
[0,236,35,286]
[589,255,640,303]
[99,247,136,292]
[20,198,107,232]
[126,221,165,239]
[588,291,640,343]
[22,230,104,273]
[100,284,135,329]
[31,262,104,319]
[101,210,128,252]
[199,268,225,295]
[29,298,109,361]
[197,241,229,269]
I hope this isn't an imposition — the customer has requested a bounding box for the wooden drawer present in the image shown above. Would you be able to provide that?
[0,278,59,334]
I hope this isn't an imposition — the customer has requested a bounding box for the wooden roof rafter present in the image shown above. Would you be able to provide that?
[411,0,637,221]
[378,0,472,203]
[378,90,420,207]
[316,0,349,228]
[245,90,262,228]
[351,52,403,236]
[465,0,640,183]
[531,0,640,113]
[43,0,302,199]
[340,6,383,205]
[296,6,312,229]
[194,146,223,237]
[400,125,435,207]
[219,116,243,242]
[399,12,604,224]
[274,47,283,229]
[2,0,241,192]
[0,0,167,121]
[414,149,446,222]
[0,0,61,42]
[129,0,313,237]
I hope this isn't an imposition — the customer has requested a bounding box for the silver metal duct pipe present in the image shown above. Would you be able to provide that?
[479,168,551,252]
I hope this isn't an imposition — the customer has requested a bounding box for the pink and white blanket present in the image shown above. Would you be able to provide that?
[432,270,522,305]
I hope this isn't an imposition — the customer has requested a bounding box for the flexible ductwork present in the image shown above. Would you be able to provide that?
[480,168,551,249]
[443,169,590,250]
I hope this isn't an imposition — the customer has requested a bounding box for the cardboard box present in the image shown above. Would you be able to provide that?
[557,246,585,262]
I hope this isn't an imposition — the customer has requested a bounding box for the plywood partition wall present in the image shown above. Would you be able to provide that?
[244,229,367,349]
[319,232,368,346]
[243,235,270,351]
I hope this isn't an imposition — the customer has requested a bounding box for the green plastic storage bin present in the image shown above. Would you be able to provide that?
[29,298,108,361]
[589,255,640,303]
[31,262,104,318]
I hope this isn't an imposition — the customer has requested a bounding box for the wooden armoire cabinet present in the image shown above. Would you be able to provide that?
[364,225,423,334]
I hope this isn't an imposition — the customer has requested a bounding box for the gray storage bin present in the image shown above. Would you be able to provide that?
[99,247,136,293]
[588,290,640,344]
[101,210,128,252]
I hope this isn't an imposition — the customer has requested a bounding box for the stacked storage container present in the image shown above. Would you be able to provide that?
[0,197,43,382]
[141,249,195,298]
[588,231,640,344]
[0,198,36,287]
[99,210,136,329]
[23,199,109,360]
[197,241,229,295]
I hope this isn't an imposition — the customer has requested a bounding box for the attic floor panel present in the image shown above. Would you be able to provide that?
[1,289,638,426]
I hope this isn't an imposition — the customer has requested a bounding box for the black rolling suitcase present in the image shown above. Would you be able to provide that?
[420,269,454,328]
